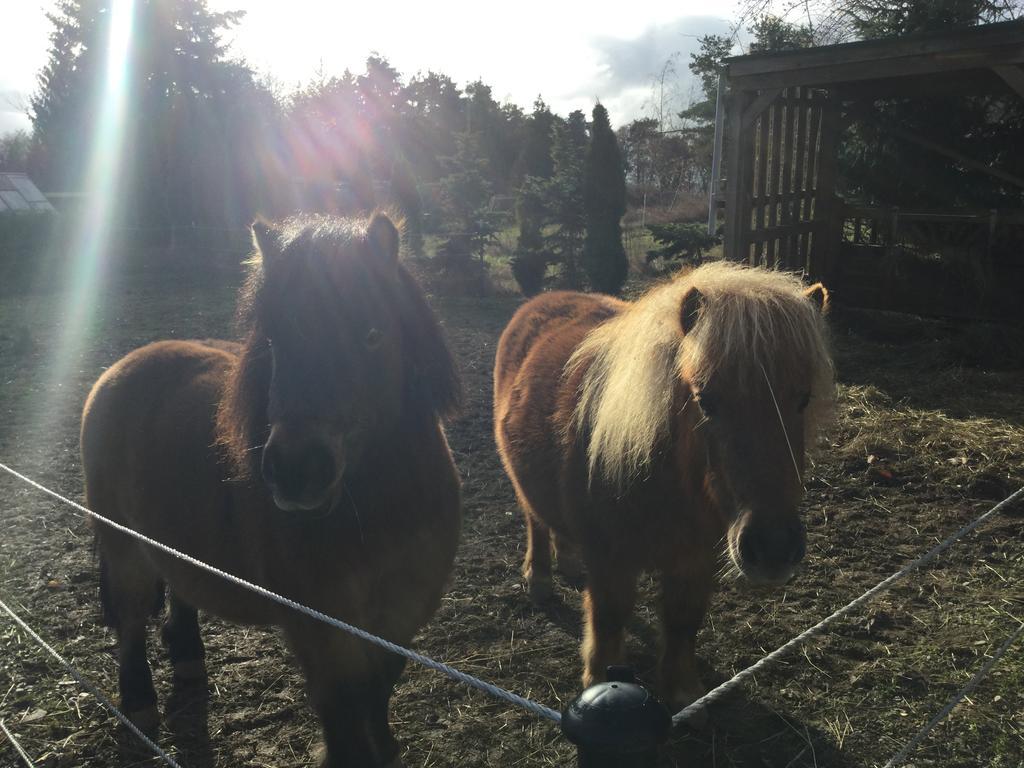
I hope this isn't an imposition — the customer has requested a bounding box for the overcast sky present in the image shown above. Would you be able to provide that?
[2,1,739,136]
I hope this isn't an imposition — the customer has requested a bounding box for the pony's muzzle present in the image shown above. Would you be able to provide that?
[731,517,806,585]
[261,431,339,512]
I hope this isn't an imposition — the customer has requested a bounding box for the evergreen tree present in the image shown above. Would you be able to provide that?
[545,111,588,288]
[582,104,628,295]
[514,98,556,184]
[30,0,273,242]
[0,131,33,172]
[646,223,719,267]
[390,153,424,257]
[438,132,498,292]
[839,0,1023,209]
[678,35,733,193]
[511,177,548,296]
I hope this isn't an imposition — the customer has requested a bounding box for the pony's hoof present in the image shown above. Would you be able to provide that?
[313,743,404,768]
[526,575,553,604]
[128,704,160,733]
[172,659,207,681]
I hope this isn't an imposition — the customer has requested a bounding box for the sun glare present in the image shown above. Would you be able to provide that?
[36,0,136,437]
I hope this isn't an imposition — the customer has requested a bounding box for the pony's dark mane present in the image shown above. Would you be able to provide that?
[216,267,273,479]
[215,215,461,479]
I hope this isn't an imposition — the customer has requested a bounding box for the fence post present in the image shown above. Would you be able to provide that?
[561,666,671,768]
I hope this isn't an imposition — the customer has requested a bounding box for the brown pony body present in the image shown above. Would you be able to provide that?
[494,263,833,711]
[81,213,460,768]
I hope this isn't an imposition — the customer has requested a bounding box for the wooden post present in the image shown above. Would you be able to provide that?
[723,88,755,264]
[803,91,823,273]
[810,91,842,284]
[767,94,784,266]
[707,72,726,236]
[791,89,810,271]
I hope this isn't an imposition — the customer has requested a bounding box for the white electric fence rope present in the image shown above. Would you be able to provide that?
[0,719,38,768]
[883,620,1024,768]
[673,485,1024,725]
[0,597,181,768]
[0,461,563,725]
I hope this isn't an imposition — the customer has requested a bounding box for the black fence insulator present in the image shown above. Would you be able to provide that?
[561,666,672,768]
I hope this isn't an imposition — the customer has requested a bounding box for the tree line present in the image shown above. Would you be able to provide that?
[8,0,1023,295]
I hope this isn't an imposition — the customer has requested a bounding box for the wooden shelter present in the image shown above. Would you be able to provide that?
[712,19,1024,313]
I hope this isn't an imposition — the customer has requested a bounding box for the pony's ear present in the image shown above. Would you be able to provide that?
[804,282,830,315]
[679,286,705,335]
[251,219,282,269]
[367,211,400,264]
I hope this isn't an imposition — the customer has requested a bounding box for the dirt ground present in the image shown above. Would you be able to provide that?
[0,261,1022,768]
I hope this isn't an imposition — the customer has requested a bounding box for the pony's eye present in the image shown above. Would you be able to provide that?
[696,392,717,418]
[365,328,383,349]
[797,392,811,413]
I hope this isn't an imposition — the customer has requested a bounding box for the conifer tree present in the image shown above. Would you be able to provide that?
[438,132,497,291]
[582,103,628,295]
[511,178,547,296]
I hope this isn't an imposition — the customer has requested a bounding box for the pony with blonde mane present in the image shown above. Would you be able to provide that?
[494,262,833,711]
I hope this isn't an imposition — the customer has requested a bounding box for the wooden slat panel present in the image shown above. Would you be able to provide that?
[792,93,810,271]
[723,90,755,263]
[812,94,841,282]
[803,94,824,271]
[779,88,799,267]
[754,107,771,264]
[770,96,785,266]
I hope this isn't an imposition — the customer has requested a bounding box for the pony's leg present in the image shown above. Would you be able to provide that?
[522,512,554,603]
[288,623,394,768]
[658,559,713,715]
[99,542,163,731]
[367,653,407,768]
[552,533,585,589]
[160,593,205,681]
[581,567,638,688]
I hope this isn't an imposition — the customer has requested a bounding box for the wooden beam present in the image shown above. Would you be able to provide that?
[740,88,782,132]
[993,64,1024,98]
[728,44,1024,90]
[707,72,726,235]
[724,20,1024,79]
[880,122,1024,190]
[722,90,754,263]
[836,69,1013,102]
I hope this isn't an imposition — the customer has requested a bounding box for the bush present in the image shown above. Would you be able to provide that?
[646,222,719,267]
[0,213,60,262]
[510,247,548,297]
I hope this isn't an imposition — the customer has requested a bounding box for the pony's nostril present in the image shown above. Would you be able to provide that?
[261,439,335,505]
[738,530,759,566]
[260,443,280,486]
[301,443,335,494]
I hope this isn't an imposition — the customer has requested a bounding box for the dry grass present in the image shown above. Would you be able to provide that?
[0,267,1022,767]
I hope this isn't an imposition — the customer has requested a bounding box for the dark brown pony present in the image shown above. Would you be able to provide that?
[81,213,461,768]
[494,262,833,712]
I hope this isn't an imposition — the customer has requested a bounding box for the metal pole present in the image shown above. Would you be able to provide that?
[561,666,671,768]
[707,70,726,236]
